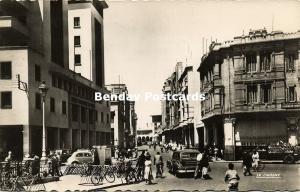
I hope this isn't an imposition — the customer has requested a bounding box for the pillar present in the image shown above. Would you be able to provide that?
[23,125,31,156]
[213,122,218,146]
[65,129,72,150]
[54,128,60,149]
[286,117,299,146]
[204,126,208,147]
[224,118,236,160]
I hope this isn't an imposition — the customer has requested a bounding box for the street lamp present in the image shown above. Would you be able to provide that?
[39,81,49,162]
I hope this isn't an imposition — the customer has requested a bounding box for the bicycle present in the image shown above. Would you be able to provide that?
[90,165,115,185]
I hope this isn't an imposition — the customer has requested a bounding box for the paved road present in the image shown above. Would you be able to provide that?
[107,145,300,191]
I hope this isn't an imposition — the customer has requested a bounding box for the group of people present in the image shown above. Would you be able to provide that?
[194,151,212,180]
[242,150,260,176]
[135,151,164,184]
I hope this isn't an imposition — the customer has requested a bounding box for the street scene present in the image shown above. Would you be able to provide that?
[0,0,300,191]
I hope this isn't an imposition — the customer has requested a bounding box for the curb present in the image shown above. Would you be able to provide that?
[212,160,300,164]
[87,182,129,191]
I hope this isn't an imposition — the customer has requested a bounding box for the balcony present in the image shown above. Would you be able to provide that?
[0,16,28,37]
[281,102,300,109]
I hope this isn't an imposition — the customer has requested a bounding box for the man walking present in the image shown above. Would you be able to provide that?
[154,152,163,178]
[242,150,253,176]
[194,151,203,179]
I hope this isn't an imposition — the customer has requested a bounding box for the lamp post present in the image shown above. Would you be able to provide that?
[39,81,49,162]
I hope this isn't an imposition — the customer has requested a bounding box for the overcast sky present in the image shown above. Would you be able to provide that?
[104,0,300,129]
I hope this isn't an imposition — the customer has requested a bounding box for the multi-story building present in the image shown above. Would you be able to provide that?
[0,0,110,160]
[161,62,201,149]
[198,29,300,160]
[106,84,137,149]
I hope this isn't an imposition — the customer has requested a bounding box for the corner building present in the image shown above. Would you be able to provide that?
[198,29,300,160]
[0,0,110,160]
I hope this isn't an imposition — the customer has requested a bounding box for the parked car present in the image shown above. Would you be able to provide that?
[167,149,199,176]
[66,149,93,165]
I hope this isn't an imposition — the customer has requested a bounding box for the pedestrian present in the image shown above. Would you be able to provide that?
[154,152,163,178]
[201,151,212,180]
[144,154,153,184]
[194,151,203,179]
[137,151,146,180]
[242,150,253,176]
[214,146,218,160]
[124,159,135,183]
[32,155,40,176]
[4,151,12,162]
[154,142,157,151]
[252,150,259,172]
[225,163,240,191]
[4,151,12,172]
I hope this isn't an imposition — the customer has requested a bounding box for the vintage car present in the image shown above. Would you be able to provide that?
[167,149,199,176]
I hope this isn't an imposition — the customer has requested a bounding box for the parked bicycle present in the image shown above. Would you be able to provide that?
[90,165,115,185]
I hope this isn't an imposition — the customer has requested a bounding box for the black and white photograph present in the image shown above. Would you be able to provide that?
[0,0,300,191]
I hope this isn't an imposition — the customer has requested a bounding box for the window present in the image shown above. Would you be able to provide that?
[95,110,98,122]
[84,153,92,157]
[35,93,41,110]
[261,84,271,103]
[260,52,271,71]
[50,97,55,112]
[285,54,295,71]
[89,109,93,124]
[72,104,78,121]
[75,153,83,157]
[74,17,80,28]
[101,112,104,123]
[35,65,41,82]
[287,86,296,102]
[1,92,12,109]
[247,85,257,104]
[0,62,12,79]
[52,74,57,87]
[62,101,66,115]
[246,54,257,72]
[81,107,86,123]
[57,78,62,89]
[74,36,81,47]
[74,54,81,66]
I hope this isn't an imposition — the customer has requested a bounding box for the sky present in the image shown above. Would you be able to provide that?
[103,0,300,129]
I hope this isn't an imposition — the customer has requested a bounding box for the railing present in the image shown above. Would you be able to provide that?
[0,161,52,191]
[281,101,300,109]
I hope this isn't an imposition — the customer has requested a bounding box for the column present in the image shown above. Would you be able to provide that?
[65,129,72,150]
[194,126,199,148]
[286,117,299,146]
[213,122,218,146]
[256,51,260,72]
[223,118,236,160]
[54,128,60,149]
[204,126,208,147]
[23,125,31,156]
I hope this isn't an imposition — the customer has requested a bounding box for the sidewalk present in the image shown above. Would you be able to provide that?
[212,159,300,164]
[44,175,125,191]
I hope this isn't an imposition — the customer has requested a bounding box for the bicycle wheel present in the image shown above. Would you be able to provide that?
[91,174,103,185]
[105,171,115,183]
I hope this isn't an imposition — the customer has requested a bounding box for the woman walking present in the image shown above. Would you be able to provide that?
[144,153,153,184]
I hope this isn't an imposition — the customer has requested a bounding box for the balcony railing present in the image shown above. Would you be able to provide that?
[281,101,300,109]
